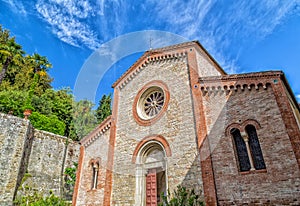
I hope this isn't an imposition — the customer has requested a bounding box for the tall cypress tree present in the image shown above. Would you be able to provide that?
[96,94,112,123]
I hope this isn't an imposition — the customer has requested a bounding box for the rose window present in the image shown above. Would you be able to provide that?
[137,87,165,120]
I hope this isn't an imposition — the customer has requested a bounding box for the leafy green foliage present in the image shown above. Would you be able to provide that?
[96,94,112,123]
[31,88,75,138]
[14,192,70,206]
[0,25,113,140]
[64,162,78,186]
[73,100,98,140]
[23,72,39,110]
[0,90,26,116]
[159,186,204,206]
[29,112,66,136]
[0,25,25,85]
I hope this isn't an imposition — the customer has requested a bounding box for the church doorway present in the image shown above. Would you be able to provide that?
[135,141,167,206]
[146,168,166,205]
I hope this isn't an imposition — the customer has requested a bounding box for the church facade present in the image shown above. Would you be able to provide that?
[72,41,300,206]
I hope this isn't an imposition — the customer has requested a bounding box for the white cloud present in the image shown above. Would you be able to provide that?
[35,0,128,50]
[2,0,27,16]
[296,94,300,102]
[97,0,105,16]
[35,0,101,50]
[33,0,299,58]
[146,0,299,74]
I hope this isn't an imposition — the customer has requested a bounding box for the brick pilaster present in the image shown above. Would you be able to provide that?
[272,78,300,170]
[72,146,85,206]
[187,48,218,206]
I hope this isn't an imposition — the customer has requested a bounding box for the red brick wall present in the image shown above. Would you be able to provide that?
[203,82,300,205]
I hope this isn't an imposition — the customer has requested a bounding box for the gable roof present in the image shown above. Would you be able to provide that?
[112,41,226,88]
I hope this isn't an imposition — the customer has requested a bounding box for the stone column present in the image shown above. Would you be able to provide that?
[241,132,255,170]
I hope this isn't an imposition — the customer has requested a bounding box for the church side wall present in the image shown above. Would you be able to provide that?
[111,56,202,205]
[0,114,32,206]
[75,130,110,206]
[203,84,300,205]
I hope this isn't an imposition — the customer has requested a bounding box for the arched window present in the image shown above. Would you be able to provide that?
[246,125,266,170]
[231,128,251,172]
[90,160,99,190]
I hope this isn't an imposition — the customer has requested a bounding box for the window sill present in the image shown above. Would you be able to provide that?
[240,169,267,175]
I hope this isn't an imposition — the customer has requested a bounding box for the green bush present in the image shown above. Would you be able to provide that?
[159,185,204,206]
[14,192,70,206]
[29,112,66,135]
[0,90,26,116]
[64,162,78,186]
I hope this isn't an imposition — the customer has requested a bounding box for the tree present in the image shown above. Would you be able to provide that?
[72,100,98,140]
[0,25,99,140]
[29,112,66,136]
[96,94,112,123]
[25,53,52,94]
[0,90,26,116]
[0,26,24,85]
[31,88,75,138]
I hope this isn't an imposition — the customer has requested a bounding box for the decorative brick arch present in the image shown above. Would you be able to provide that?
[89,158,101,167]
[241,119,261,130]
[132,135,171,163]
[225,119,261,136]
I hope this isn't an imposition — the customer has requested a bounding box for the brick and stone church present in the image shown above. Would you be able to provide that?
[72,41,300,206]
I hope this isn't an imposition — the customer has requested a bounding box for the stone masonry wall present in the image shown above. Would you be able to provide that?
[0,113,80,205]
[64,139,81,200]
[195,50,222,77]
[111,49,207,205]
[18,130,80,200]
[0,113,33,206]
[203,84,300,205]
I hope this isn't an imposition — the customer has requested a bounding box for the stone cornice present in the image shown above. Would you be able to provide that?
[80,116,112,147]
[199,71,283,92]
[112,51,187,90]
[200,71,282,82]
[112,40,228,89]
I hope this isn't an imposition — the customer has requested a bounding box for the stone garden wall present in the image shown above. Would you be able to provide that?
[0,113,80,206]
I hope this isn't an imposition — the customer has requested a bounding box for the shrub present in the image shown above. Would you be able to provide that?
[14,192,70,206]
[159,185,204,206]
[0,90,26,116]
[29,112,66,135]
[64,162,78,186]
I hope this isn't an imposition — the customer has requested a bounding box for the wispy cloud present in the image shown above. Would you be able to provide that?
[32,0,299,60]
[35,0,101,49]
[34,0,128,50]
[2,0,27,16]
[146,0,299,74]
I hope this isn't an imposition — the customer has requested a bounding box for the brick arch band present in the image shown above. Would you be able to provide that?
[132,135,172,163]
[89,158,101,166]
[225,119,261,136]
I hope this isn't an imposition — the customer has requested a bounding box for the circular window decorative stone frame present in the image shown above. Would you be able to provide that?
[133,80,170,126]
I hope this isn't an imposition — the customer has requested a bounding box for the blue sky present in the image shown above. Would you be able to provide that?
[0,0,300,104]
